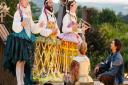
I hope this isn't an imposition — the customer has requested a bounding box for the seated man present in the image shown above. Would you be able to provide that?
[94,39,124,85]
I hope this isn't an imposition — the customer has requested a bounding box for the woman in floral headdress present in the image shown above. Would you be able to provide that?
[58,0,84,45]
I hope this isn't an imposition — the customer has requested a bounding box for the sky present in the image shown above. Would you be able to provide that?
[54,0,128,5]
[53,0,128,15]
[31,0,128,15]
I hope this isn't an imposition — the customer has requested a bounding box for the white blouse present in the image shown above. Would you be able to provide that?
[38,8,60,37]
[12,4,41,37]
[73,55,93,82]
[62,11,82,33]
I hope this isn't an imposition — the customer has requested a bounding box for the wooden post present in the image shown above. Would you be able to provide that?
[57,0,67,33]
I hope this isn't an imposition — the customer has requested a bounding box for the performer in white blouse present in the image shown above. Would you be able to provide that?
[38,0,60,37]
[12,1,41,35]
[73,42,93,84]
[32,0,60,81]
[3,0,41,85]
[58,0,87,45]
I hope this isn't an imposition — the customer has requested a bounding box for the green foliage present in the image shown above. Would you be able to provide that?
[85,28,109,74]
[77,5,82,18]
[123,53,128,72]
[99,8,117,25]
[118,12,128,24]
[86,28,107,55]
[85,8,100,27]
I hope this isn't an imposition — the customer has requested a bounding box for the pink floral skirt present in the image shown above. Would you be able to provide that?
[58,33,82,44]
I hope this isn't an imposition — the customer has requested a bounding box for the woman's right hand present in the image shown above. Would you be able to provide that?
[21,20,27,28]
[72,23,78,32]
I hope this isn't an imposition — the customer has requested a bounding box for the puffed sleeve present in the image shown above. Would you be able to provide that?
[38,12,52,37]
[62,14,73,33]
[12,10,23,33]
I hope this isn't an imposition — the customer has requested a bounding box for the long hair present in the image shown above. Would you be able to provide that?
[44,0,48,5]
[70,60,80,84]
[79,42,87,55]
[67,0,76,11]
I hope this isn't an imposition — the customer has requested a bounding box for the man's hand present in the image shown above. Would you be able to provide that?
[94,66,100,75]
